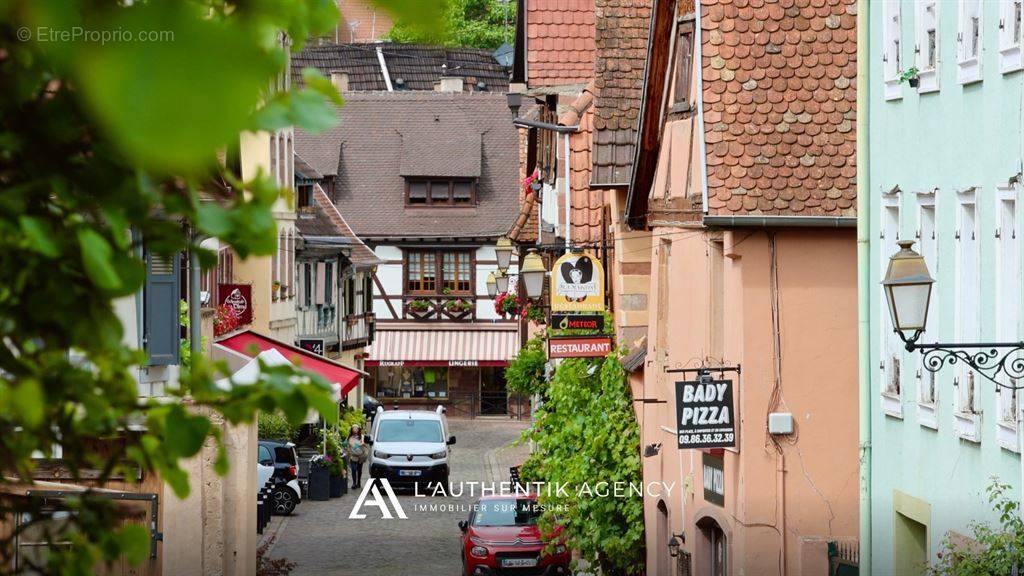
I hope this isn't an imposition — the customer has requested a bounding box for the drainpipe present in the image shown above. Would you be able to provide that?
[694,0,708,213]
[189,234,202,357]
[856,0,872,570]
[564,133,571,249]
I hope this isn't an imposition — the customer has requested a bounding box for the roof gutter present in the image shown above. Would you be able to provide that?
[702,215,857,228]
[855,0,871,569]
[512,117,579,134]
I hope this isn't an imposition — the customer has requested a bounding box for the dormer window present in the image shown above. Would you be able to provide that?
[406,178,477,206]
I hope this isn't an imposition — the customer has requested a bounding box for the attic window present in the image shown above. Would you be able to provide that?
[297,184,314,210]
[406,178,477,206]
[671,19,695,112]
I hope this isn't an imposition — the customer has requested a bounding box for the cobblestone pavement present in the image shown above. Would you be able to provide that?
[267,418,530,576]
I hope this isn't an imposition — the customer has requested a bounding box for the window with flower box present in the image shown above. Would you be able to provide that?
[405,250,473,295]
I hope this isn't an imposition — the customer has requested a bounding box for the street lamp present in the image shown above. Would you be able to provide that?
[668,534,684,558]
[881,240,935,348]
[495,236,514,273]
[520,249,546,299]
[494,270,510,294]
[486,271,497,298]
[883,241,1024,392]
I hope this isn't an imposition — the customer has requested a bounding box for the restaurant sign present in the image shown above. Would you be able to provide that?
[547,336,613,359]
[551,313,605,332]
[550,252,605,312]
[675,373,736,449]
[217,284,253,326]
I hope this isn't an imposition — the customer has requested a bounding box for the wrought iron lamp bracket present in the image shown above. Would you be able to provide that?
[898,330,1024,391]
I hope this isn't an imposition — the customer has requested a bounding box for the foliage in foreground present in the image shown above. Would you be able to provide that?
[520,355,645,575]
[387,0,515,49]
[0,0,440,573]
[924,480,1024,575]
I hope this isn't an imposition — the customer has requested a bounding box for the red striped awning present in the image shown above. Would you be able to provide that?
[366,327,518,367]
[217,330,364,395]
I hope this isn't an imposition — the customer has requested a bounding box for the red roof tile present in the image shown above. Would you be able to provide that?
[526,0,596,86]
[702,0,857,216]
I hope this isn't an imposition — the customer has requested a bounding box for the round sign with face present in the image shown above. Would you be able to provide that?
[551,252,605,312]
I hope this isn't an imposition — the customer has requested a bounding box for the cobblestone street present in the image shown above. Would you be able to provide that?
[264,418,530,576]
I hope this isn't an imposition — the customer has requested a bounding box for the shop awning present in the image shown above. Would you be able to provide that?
[366,325,518,366]
[216,330,365,395]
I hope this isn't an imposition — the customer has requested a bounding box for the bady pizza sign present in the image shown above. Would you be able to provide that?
[550,252,605,312]
[675,374,736,449]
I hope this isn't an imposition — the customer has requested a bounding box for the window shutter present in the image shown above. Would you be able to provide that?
[364,276,373,313]
[315,262,326,305]
[144,250,181,366]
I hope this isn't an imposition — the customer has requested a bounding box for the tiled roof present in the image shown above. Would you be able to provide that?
[300,185,381,267]
[526,0,596,86]
[566,92,602,244]
[398,117,482,178]
[291,43,510,92]
[591,0,653,186]
[702,0,857,215]
[295,92,519,240]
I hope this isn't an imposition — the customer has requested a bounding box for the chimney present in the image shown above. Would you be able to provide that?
[330,71,349,92]
[434,76,464,93]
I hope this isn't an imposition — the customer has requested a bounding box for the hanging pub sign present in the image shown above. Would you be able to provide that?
[551,313,605,332]
[217,284,253,326]
[548,336,613,359]
[675,373,736,449]
[298,338,326,356]
[550,252,605,312]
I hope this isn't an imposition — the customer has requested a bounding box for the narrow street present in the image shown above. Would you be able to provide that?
[263,419,529,576]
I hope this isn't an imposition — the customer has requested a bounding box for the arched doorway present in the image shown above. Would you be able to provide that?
[697,516,727,576]
[655,500,670,575]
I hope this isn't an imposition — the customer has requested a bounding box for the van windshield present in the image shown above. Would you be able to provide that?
[376,419,443,443]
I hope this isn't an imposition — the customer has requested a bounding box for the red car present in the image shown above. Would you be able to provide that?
[458,494,571,576]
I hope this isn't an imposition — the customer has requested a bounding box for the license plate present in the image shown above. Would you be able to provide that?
[501,558,538,568]
[398,469,421,477]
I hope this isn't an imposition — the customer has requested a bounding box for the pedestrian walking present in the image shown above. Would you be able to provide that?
[346,425,367,488]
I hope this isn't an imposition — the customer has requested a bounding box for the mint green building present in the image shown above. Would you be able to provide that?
[866,0,1024,573]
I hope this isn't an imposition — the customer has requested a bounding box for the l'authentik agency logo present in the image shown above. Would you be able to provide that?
[349,478,407,520]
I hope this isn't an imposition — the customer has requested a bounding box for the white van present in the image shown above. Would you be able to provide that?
[367,406,455,489]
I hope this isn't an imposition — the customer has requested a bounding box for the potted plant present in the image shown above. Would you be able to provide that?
[320,429,347,498]
[900,66,920,87]
[308,454,331,501]
[407,297,433,318]
[272,280,281,298]
[444,298,473,313]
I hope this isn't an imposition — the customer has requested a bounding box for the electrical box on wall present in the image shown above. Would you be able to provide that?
[768,412,794,435]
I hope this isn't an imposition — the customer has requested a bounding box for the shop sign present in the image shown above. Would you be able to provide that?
[547,336,613,359]
[217,284,253,326]
[550,252,605,312]
[448,360,479,367]
[675,374,736,449]
[379,360,405,367]
[702,452,725,507]
[551,313,605,332]
[297,338,326,356]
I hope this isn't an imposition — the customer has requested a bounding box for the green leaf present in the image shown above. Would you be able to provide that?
[302,68,344,105]
[12,378,44,427]
[72,2,279,174]
[19,216,60,258]
[165,405,210,458]
[115,525,150,566]
[77,229,122,291]
[303,386,338,425]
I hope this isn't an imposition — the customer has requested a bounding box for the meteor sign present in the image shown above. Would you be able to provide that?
[675,373,736,449]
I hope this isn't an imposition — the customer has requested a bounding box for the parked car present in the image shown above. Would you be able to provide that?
[258,439,302,515]
[458,494,570,576]
[363,394,381,422]
[367,405,454,489]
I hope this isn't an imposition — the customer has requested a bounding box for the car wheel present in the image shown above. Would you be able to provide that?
[272,486,297,516]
